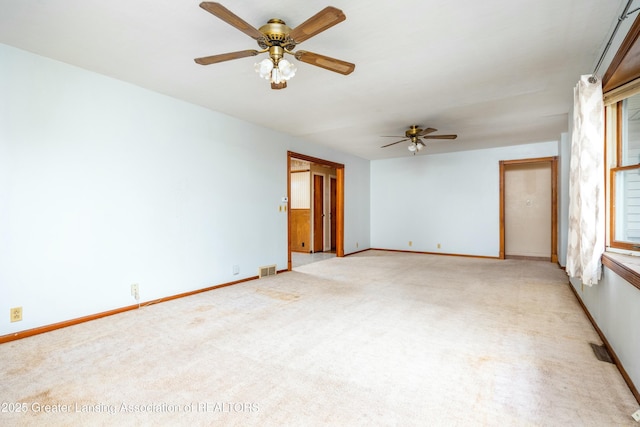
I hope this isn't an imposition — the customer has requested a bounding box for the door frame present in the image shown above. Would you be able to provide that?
[312,172,325,253]
[499,156,558,263]
[288,151,344,270]
[329,175,337,251]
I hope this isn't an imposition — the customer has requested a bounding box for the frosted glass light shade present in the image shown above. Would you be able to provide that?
[255,58,274,79]
[278,59,297,80]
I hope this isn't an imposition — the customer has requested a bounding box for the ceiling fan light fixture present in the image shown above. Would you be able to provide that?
[408,144,416,152]
[278,59,297,80]
[255,58,274,79]
[255,57,297,87]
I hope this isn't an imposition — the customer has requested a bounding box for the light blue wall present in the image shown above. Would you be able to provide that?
[0,44,370,335]
[570,273,640,395]
[370,141,559,257]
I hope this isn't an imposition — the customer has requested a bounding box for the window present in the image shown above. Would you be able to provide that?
[599,6,640,251]
[602,12,640,251]
[610,92,640,249]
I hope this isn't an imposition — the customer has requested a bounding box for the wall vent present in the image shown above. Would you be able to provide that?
[259,265,277,278]
[589,343,614,364]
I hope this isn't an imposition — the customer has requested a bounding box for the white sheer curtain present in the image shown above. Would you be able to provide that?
[566,75,605,286]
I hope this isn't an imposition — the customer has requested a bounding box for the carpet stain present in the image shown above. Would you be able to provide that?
[195,304,214,312]
[475,356,493,365]
[23,389,53,405]
[255,288,300,302]
[7,352,46,376]
[190,317,205,326]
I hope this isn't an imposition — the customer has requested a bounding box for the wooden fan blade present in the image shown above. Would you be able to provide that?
[381,139,408,148]
[423,134,458,140]
[289,6,346,44]
[199,2,263,40]
[194,50,260,65]
[294,51,355,75]
[418,127,437,136]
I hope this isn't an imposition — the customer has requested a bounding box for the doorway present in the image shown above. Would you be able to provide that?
[287,151,344,270]
[499,157,558,262]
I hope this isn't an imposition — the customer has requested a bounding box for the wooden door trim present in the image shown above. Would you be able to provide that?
[288,152,344,170]
[312,173,324,253]
[603,11,640,92]
[336,168,344,258]
[288,151,345,270]
[330,176,337,251]
[499,156,558,263]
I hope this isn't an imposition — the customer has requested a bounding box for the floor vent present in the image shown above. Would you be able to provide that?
[258,265,277,278]
[589,343,614,364]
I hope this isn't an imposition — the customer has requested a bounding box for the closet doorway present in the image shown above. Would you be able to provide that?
[288,151,344,270]
[499,157,558,262]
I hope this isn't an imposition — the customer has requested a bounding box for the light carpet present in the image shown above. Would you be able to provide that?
[0,250,638,426]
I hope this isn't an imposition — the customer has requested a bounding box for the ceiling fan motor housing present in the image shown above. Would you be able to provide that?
[258,19,296,51]
[406,125,422,138]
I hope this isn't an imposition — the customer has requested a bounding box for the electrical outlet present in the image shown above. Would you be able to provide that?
[131,283,139,301]
[10,307,22,322]
[632,409,640,422]
[409,241,412,247]
[437,243,441,249]
[233,265,240,275]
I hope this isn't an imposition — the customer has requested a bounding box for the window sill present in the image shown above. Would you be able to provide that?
[602,252,640,291]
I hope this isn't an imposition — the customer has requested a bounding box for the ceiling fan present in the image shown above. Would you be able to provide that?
[381,125,458,154]
[194,2,355,89]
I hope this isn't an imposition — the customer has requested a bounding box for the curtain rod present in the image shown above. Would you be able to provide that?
[589,0,638,83]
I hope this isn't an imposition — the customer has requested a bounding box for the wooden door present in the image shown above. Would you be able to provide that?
[501,159,557,261]
[313,175,324,253]
[330,177,336,251]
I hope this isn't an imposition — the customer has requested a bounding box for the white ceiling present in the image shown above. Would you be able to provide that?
[0,0,630,159]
